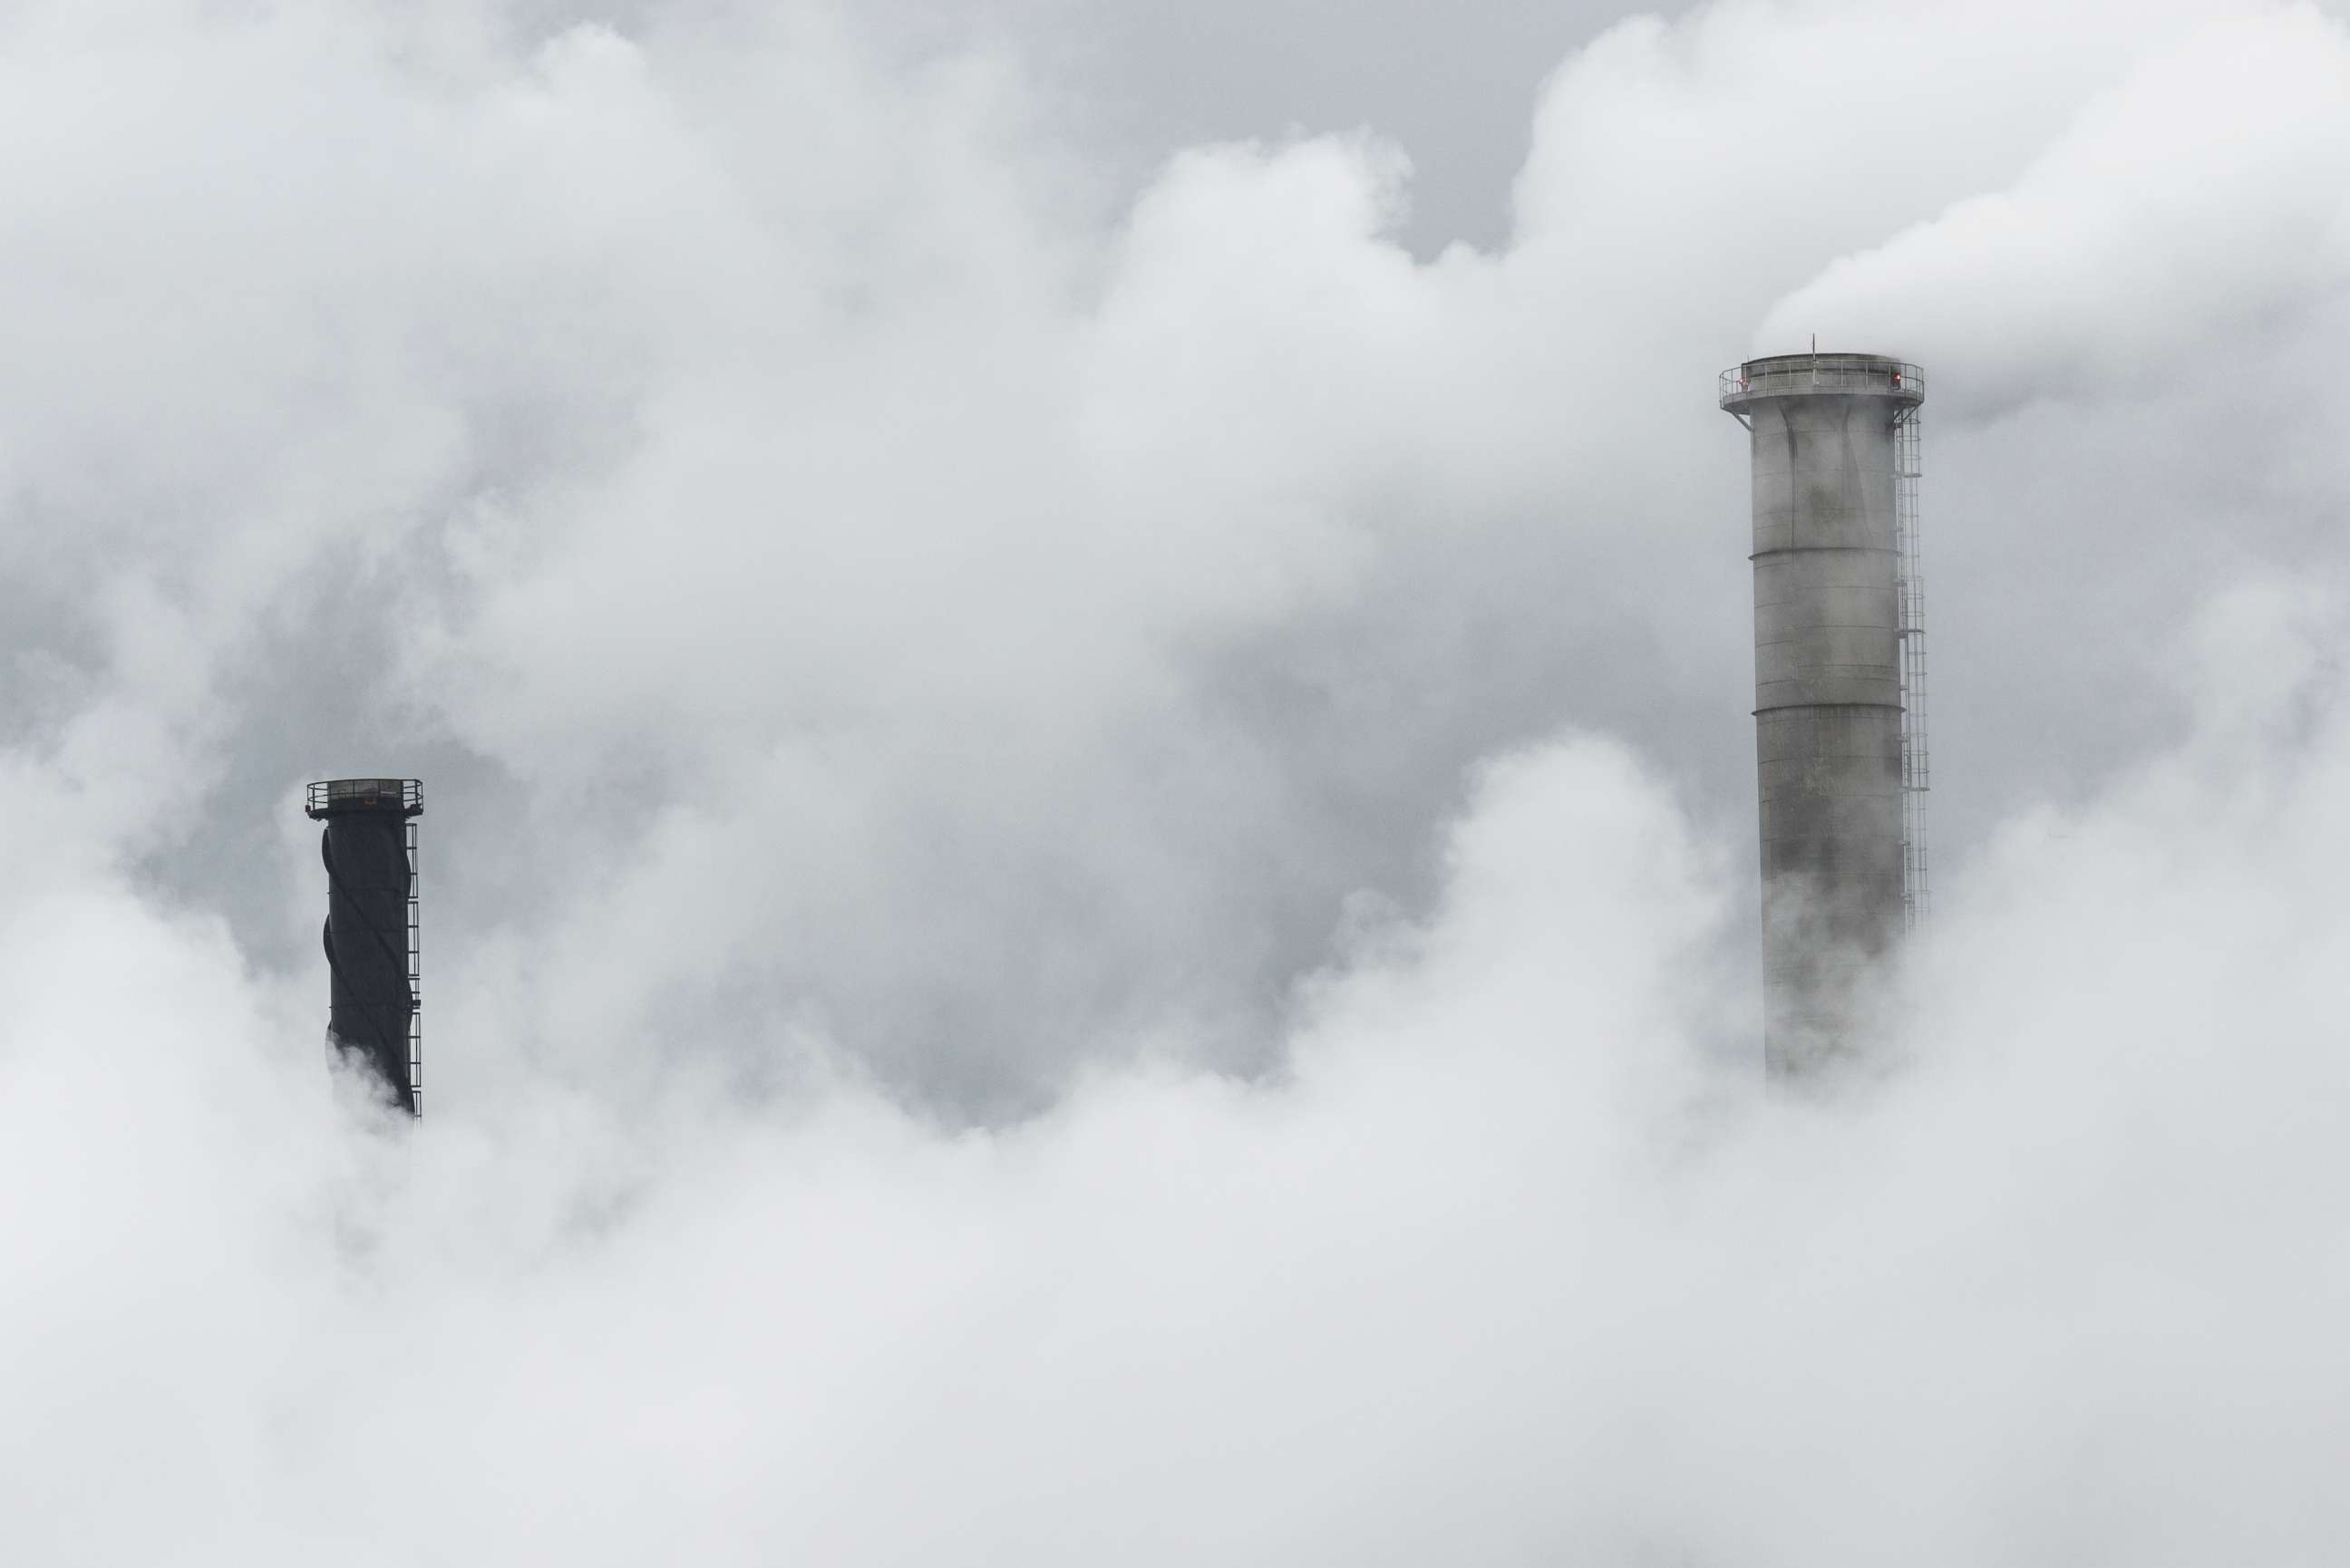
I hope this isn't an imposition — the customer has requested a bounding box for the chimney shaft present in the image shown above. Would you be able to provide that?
[1720,355,1924,1075]
[306,778,422,1114]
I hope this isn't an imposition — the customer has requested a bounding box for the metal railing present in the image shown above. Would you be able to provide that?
[406,818,422,1118]
[306,778,423,817]
[1719,357,1925,408]
[1895,407,1931,933]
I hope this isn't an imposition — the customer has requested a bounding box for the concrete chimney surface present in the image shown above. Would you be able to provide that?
[1722,354,1920,1076]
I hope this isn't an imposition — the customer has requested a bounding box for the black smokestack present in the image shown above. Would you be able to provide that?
[306,778,422,1115]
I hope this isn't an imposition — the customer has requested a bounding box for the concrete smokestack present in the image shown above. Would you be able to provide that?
[306,778,422,1114]
[1720,353,1925,1075]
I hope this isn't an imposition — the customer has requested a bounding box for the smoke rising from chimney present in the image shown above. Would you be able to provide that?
[0,0,2345,1559]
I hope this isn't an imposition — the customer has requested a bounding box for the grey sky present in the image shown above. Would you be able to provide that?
[518,0,1671,253]
[914,0,1676,252]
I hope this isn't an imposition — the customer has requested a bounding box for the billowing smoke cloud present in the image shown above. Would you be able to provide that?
[3,0,2349,1558]
[1762,1,2350,415]
[13,599,2350,1560]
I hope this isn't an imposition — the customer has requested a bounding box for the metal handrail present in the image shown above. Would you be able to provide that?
[306,778,423,816]
[1719,358,1925,407]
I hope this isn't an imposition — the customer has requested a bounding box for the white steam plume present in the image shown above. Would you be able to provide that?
[10,594,2350,1559]
[0,0,2347,1559]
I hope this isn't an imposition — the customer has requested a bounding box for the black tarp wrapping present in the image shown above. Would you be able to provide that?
[321,809,415,1112]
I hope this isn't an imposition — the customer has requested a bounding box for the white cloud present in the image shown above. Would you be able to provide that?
[12,653,2350,1558]
[1,0,2349,1554]
[1760,1,2350,415]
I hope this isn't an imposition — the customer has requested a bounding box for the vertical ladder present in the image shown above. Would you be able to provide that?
[405,819,423,1117]
[1894,408,1931,931]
